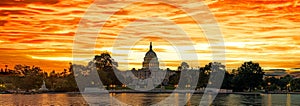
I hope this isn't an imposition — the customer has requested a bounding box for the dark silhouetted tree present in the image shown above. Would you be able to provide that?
[233,61,264,92]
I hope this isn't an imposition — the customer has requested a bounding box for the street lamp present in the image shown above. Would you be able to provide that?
[109,84,113,90]
[113,85,116,90]
[267,82,271,92]
[174,84,178,88]
[286,83,291,92]
[185,84,190,88]
[0,84,6,89]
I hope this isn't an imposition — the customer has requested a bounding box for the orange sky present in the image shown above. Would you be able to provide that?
[0,0,300,72]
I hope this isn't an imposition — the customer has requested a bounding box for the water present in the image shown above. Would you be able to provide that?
[0,93,300,106]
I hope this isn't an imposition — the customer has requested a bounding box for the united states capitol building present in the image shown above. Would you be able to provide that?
[122,42,175,89]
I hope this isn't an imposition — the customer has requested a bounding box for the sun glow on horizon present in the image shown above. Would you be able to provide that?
[28,55,90,62]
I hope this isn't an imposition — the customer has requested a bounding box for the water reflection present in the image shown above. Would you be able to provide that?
[287,94,291,106]
[0,94,87,106]
[267,94,272,106]
[112,93,191,105]
[225,94,240,105]
[0,93,300,105]
[175,93,179,105]
[262,94,300,106]
[185,93,191,106]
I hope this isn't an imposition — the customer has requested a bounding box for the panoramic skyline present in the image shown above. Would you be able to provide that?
[0,0,300,72]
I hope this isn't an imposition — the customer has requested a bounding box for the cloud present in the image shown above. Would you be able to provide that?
[0,0,60,6]
[0,20,8,26]
[1,0,300,71]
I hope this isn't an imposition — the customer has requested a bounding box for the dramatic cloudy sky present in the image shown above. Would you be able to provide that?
[0,0,300,72]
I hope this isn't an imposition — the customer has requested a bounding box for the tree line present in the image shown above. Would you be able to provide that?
[1,53,300,92]
[169,61,300,92]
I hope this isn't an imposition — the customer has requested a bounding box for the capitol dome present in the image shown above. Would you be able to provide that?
[145,42,157,58]
[142,42,159,69]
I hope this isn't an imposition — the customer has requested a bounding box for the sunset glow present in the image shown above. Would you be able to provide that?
[1,0,300,72]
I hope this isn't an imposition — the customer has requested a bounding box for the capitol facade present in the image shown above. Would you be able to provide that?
[122,42,175,89]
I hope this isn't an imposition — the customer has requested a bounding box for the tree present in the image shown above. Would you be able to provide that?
[233,61,264,92]
[198,67,209,88]
[11,65,44,91]
[264,77,280,91]
[197,62,224,88]
[5,65,8,72]
[168,72,181,85]
[94,53,118,71]
[181,62,189,70]
[93,53,122,86]
[291,78,300,91]
[199,62,226,88]
[280,75,293,90]
[221,71,234,89]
